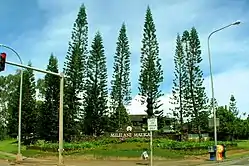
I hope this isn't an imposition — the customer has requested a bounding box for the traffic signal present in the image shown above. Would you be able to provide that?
[0,53,6,71]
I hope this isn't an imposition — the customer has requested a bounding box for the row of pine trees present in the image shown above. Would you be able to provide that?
[3,4,245,142]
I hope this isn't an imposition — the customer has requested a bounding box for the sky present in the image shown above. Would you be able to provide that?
[0,0,249,116]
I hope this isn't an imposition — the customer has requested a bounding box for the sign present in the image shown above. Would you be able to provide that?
[147,118,158,131]
[208,118,220,127]
[110,132,151,138]
[126,126,132,132]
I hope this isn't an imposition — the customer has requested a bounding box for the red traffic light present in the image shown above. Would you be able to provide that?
[0,52,6,71]
[1,53,6,58]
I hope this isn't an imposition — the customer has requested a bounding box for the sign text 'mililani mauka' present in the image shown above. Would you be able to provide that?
[110,132,151,138]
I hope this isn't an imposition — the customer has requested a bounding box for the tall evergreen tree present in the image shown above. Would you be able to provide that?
[138,6,163,120]
[36,78,45,99]
[63,4,88,139]
[170,34,187,141]
[84,32,108,136]
[229,94,239,140]
[183,28,208,140]
[39,54,60,142]
[22,62,37,141]
[110,23,131,131]
[7,62,37,141]
[229,95,239,116]
[2,72,19,138]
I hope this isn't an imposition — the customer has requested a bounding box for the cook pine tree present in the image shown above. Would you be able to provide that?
[138,6,163,124]
[7,62,37,143]
[229,94,239,140]
[63,4,88,139]
[182,28,208,140]
[5,72,20,138]
[39,54,60,142]
[110,23,131,131]
[84,32,109,136]
[170,34,187,141]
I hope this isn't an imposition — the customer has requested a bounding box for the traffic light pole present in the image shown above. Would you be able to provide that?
[5,60,65,165]
[0,44,24,161]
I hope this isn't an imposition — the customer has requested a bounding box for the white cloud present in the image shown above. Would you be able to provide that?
[127,94,173,116]
[204,65,249,115]
[5,0,249,115]
[128,64,249,116]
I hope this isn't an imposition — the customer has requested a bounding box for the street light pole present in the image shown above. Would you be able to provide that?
[0,44,24,161]
[207,20,241,160]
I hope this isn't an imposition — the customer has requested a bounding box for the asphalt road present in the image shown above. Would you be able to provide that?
[198,157,249,166]
[231,157,249,165]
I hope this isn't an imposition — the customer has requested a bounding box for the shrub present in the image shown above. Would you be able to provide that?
[27,138,237,152]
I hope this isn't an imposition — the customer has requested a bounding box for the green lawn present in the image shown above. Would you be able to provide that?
[0,139,18,153]
[0,139,248,160]
[237,140,249,150]
[0,139,54,158]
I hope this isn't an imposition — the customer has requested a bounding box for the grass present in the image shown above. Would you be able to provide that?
[237,140,249,150]
[0,139,18,153]
[0,153,15,160]
[0,139,248,160]
[0,139,54,158]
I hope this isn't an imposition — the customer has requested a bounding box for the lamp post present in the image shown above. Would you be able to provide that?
[207,20,241,160]
[0,44,23,161]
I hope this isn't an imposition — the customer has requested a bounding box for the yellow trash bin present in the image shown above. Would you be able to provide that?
[217,145,224,161]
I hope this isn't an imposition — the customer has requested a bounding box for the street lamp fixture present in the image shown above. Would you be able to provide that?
[207,20,241,161]
[232,20,241,25]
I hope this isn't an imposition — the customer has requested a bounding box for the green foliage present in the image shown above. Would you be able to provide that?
[170,34,188,138]
[8,62,37,141]
[29,138,237,152]
[138,6,163,119]
[0,72,19,139]
[36,78,45,99]
[84,32,108,136]
[39,54,60,142]
[63,4,88,139]
[22,62,38,139]
[110,23,131,130]
[182,28,209,137]
[157,140,237,150]
[109,104,131,131]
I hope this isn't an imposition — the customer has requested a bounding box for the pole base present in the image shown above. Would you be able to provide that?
[58,162,64,166]
[16,153,23,162]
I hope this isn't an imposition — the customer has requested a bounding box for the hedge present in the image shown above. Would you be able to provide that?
[27,138,237,152]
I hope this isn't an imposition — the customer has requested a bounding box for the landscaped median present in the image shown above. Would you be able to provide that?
[26,138,238,158]
[0,138,243,160]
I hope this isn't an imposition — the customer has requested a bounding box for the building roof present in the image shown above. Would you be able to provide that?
[129,114,147,122]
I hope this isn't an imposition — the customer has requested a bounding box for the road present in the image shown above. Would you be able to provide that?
[197,157,249,166]
[0,157,248,166]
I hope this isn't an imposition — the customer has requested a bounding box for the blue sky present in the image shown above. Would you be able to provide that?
[1,0,249,115]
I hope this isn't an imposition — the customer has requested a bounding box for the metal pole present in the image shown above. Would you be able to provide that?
[207,39,217,159]
[17,70,23,161]
[207,20,241,161]
[150,131,153,166]
[0,44,24,161]
[58,73,64,165]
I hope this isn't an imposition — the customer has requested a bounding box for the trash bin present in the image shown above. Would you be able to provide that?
[221,144,226,159]
[217,145,224,161]
[208,146,216,161]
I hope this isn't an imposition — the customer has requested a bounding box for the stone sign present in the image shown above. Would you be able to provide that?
[110,132,151,138]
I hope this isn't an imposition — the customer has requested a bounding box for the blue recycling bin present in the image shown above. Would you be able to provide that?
[208,146,216,161]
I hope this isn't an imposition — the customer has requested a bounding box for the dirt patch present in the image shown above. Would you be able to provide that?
[227,149,249,155]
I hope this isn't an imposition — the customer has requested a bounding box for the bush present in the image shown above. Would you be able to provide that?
[27,138,237,152]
